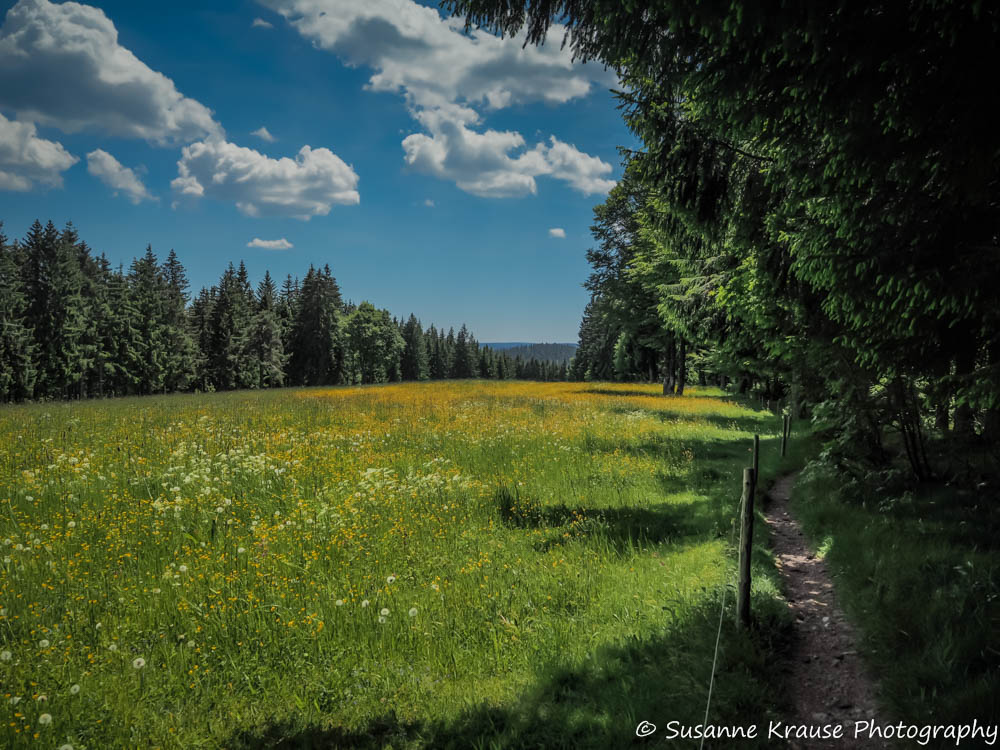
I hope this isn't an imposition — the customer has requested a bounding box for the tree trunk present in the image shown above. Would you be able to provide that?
[953,334,979,437]
[676,339,687,395]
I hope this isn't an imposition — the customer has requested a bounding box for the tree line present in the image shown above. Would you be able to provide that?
[445,1,1000,483]
[0,219,568,402]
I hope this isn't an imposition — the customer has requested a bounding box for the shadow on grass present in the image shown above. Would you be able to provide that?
[224,595,787,750]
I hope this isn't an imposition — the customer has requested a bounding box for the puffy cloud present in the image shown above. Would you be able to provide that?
[86,148,155,204]
[247,237,293,249]
[251,126,275,142]
[549,227,566,238]
[172,139,359,219]
[261,0,616,197]
[402,110,613,198]
[260,0,611,113]
[252,17,273,28]
[0,112,78,191]
[0,0,222,144]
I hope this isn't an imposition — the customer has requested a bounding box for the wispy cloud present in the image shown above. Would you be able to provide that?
[252,17,273,28]
[548,227,566,238]
[86,149,156,203]
[247,237,293,250]
[251,126,276,142]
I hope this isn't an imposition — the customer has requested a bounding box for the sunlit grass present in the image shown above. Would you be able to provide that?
[0,381,784,748]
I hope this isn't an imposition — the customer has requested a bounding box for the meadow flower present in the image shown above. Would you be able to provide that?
[380,608,389,616]
[0,649,10,661]
[335,599,344,607]
[67,521,76,528]
[186,640,195,648]
[408,607,418,617]
[40,523,49,530]
[36,694,47,703]
[70,684,81,695]
[39,639,50,648]
[60,744,74,750]
[38,712,52,725]
[133,657,146,669]
[386,575,396,584]
[8,696,20,705]
[361,600,370,608]
[152,588,161,594]
[378,616,386,624]
[178,564,188,573]
[237,547,246,554]
[108,644,118,652]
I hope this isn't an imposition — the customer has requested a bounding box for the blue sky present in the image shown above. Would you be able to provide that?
[0,0,635,341]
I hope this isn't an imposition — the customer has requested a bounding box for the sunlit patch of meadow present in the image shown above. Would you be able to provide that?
[0,381,779,748]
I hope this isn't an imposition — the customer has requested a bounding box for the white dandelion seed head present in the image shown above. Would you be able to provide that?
[152,588,161,594]
[40,524,49,531]
[386,575,396,584]
[408,607,418,617]
[335,599,344,607]
[361,600,370,607]
[378,616,386,624]
[67,521,76,528]
[187,640,195,648]
[70,684,80,695]
[9,695,20,705]
[60,744,74,750]
[0,650,10,661]
[178,565,188,573]
[108,643,118,652]
[38,712,52,725]
[36,694,47,702]
[215,506,224,514]
[39,639,50,649]
[380,608,389,616]
[237,547,246,554]
[132,657,146,669]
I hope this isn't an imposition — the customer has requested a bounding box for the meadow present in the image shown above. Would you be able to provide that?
[0,381,788,749]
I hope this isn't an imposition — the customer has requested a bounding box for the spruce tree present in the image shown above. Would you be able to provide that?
[287,265,344,385]
[249,271,287,388]
[0,225,37,400]
[127,246,170,394]
[161,249,197,392]
[400,314,429,381]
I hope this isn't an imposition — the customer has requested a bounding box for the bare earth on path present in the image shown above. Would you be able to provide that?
[764,474,889,749]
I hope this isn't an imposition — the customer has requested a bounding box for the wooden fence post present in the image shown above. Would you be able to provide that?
[780,414,789,457]
[737,466,756,629]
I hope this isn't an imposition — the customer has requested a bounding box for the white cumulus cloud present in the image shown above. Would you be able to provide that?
[247,237,293,249]
[86,149,155,204]
[251,126,276,142]
[0,112,78,191]
[549,227,566,238]
[0,0,222,144]
[172,139,360,219]
[260,0,616,197]
[252,17,273,28]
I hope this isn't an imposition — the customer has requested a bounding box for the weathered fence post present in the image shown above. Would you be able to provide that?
[780,414,789,457]
[737,466,756,629]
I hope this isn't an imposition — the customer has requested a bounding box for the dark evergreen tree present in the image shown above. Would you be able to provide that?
[249,271,287,388]
[0,225,36,400]
[287,265,344,386]
[400,314,429,381]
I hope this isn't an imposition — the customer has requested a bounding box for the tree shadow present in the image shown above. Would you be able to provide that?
[223,594,787,750]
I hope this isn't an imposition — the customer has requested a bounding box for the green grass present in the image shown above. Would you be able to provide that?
[0,381,791,748]
[791,449,1000,746]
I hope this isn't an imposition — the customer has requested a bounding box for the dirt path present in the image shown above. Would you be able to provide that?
[764,474,888,748]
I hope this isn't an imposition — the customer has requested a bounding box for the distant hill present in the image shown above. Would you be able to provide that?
[483,343,577,363]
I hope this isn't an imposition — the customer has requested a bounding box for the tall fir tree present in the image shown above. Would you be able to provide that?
[161,249,198,392]
[400,313,429,381]
[287,265,344,385]
[0,225,37,400]
[249,271,287,388]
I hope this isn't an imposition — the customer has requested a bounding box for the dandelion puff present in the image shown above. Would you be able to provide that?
[378,616,386,624]
[70,684,80,695]
[237,547,246,554]
[152,588,161,594]
[60,744,74,750]
[0,649,10,661]
[178,565,188,573]
[186,640,195,649]
[386,575,396,584]
[39,639,50,649]
[8,696,20,705]
[67,521,76,528]
[36,694,47,703]
[380,608,389,616]
[133,657,146,670]
[335,599,344,607]
[108,643,118,652]
[361,600,370,608]
[408,607,418,617]
[38,712,52,725]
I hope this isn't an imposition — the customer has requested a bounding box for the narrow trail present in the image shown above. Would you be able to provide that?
[764,474,889,749]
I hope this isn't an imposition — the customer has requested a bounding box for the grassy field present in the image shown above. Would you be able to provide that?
[1,381,789,749]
